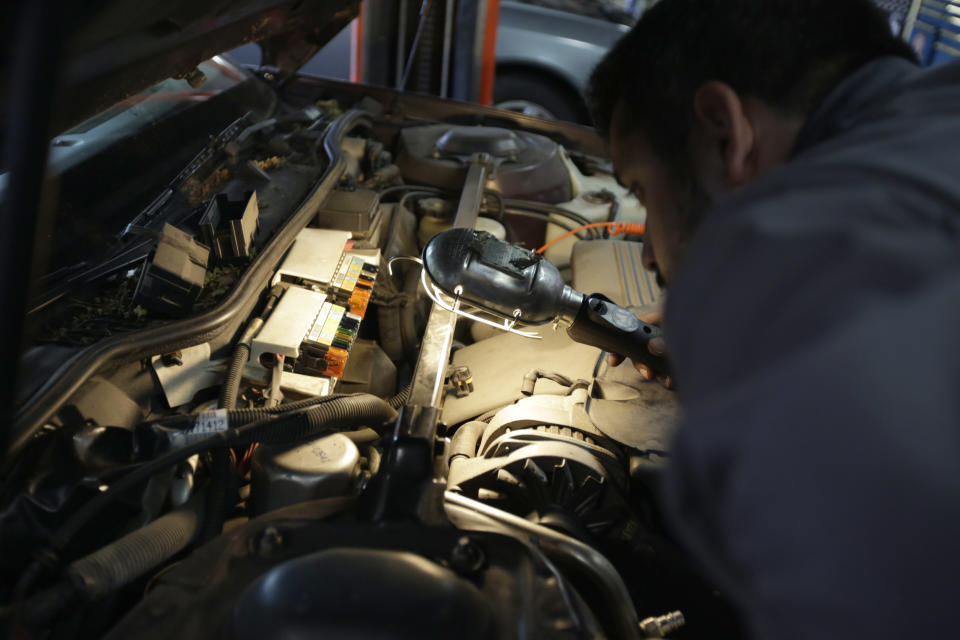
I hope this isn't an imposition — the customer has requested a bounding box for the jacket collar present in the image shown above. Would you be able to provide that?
[792,56,919,157]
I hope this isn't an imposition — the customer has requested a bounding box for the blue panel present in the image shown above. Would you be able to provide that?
[909,23,938,64]
[931,43,960,64]
[917,3,960,34]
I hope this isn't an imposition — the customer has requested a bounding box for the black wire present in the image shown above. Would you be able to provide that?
[48,394,354,552]
[502,199,600,236]
[482,190,506,220]
[397,190,441,215]
[502,208,592,238]
[380,186,593,241]
[377,184,443,202]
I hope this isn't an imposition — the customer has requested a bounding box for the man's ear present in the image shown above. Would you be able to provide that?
[692,81,755,186]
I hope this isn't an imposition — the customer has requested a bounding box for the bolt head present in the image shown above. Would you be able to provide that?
[256,526,284,558]
[450,536,485,574]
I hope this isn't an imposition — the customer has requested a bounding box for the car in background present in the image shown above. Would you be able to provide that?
[494,0,635,123]
[228,0,639,124]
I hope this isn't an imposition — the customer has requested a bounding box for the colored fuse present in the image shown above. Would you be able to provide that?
[298,256,379,379]
[323,346,349,378]
[349,290,370,304]
[324,363,345,378]
[303,302,348,350]
[305,302,333,344]
[348,296,370,316]
[305,303,328,343]
[351,297,370,311]
[349,302,369,316]
[320,313,344,341]
[325,346,348,363]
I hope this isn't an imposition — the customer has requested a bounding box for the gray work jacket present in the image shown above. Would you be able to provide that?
[663,57,960,638]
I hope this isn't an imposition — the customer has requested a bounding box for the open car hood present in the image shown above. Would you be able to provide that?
[2,0,359,134]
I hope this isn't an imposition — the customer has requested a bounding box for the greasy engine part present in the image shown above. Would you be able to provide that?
[422,228,670,376]
[396,125,574,203]
[445,392,738,638]
[447,390,633,540]
[250,433,362,515]
[94,507,610,640]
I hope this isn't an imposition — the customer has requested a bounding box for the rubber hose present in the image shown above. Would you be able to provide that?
[388,384,411,410]
[521,369,574,396]
[448,421,487,465]
[220,286,280,411]
[20,502,201,625]
[208,384,405,423]
[236,394,397,445]
[48,395,398,553]
[205,342,250,542]
[149,386,407,437]
[219,343,250,411]
[199,450,231,543]
[503,209,583,235]
[502,200,596,230]
[145,394,350,432]
[341,428,382,444]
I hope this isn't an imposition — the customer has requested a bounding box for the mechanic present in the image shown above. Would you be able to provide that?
[588,0,960,637]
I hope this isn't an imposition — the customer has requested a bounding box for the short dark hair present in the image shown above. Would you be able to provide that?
[589,0,916,167]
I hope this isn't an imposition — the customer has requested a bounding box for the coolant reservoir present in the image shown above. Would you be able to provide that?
[419,215,506,248]
[417,197,506,247]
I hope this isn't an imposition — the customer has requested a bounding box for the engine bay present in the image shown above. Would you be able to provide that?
[1,60,739,639]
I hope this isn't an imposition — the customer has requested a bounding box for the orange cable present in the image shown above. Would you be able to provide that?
[535,222,645,254]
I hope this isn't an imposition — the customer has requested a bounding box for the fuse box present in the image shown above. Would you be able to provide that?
[250,226,381,385]
[294,253,379,379]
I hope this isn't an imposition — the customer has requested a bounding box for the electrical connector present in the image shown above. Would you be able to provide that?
[199,190,260,262]
[133,223,209,316]
[639,611,685,638]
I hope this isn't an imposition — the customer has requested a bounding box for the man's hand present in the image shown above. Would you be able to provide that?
[608,308,674,388]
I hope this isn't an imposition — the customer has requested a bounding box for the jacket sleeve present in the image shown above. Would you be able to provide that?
[660,177,960,638]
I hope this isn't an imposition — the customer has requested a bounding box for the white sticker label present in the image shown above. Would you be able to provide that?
[170,409,230,447]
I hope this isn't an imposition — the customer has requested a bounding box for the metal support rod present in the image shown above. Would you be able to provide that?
[440,0,455,98]
[395,0,409,89]
[453,157,489,227]
[406,157,488,408]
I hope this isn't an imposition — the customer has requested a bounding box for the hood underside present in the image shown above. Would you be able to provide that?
[2,0,359,134]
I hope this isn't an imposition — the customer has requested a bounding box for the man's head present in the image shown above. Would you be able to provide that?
[589,0,916,283]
